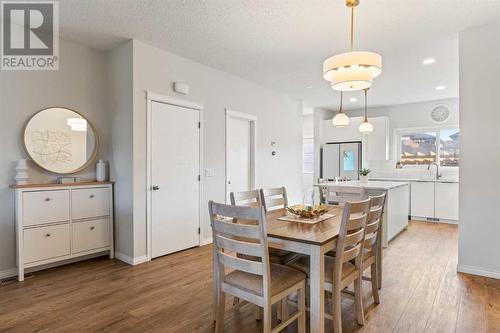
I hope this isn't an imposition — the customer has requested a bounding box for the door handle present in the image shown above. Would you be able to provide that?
[152,185,160,191]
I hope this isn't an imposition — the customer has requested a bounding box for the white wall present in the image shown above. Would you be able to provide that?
[130,40,303,257]
[314,98,460,180]
[458,21,500,279]
[107,41,135,259]
[0,39,108,274]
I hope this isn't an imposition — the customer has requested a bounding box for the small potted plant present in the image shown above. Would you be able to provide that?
[359,168,371,183]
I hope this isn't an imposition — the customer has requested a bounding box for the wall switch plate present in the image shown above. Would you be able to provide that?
[205,168,215,177]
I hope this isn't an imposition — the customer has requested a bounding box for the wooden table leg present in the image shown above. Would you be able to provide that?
[213,244,219,322]
[309,245,325,333]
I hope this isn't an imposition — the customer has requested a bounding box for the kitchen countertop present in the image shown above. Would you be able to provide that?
[369,177,459,183]
[315,180,410,190]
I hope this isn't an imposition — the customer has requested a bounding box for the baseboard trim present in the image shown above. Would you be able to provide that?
[0,268,17,280]
[115,252,149,266]
[201,238,212,246]
[457,264,500,279]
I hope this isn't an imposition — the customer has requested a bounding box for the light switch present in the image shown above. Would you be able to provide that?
[205,168,215,177]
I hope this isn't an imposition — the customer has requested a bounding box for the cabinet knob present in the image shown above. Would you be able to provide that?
[45,198,51,202]
[45,233,51,237]
[89,194,95,198]
[90,226,95,230]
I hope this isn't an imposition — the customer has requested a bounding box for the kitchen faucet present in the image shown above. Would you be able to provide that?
[427,162,442,179]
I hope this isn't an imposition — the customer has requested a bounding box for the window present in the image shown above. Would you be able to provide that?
[398,128,459,167]
[303,137,314,174]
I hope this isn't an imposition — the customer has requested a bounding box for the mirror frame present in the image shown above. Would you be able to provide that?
[23,107,99,174]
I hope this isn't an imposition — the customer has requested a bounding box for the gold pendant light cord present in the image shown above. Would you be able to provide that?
[364,88,368,121]
[339,91,344,113]
[350,6,354,51]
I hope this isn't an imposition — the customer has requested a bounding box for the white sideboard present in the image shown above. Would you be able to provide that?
[11,182,114,281]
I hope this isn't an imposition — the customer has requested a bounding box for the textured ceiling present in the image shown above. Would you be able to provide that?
[59,0,500,110]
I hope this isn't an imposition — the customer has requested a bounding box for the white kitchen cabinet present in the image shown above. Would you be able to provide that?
[411,181,435,218]
[364,116,389,162]
[434,182,459,220]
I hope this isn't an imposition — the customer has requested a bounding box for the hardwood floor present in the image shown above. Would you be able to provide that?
[1,221,499,333]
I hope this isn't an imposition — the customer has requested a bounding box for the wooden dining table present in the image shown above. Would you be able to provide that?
[264,205,344,333]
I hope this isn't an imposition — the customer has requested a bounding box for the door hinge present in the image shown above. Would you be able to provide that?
[198,175,201,181]
[198,227,201,235]
[198,121,201,129]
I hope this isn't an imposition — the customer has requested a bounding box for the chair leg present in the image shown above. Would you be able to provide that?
[333,287,342,333]
[280,298,288,322]
[298,283,306,333]
[354,275,365,326]
[255,306,263,321]
[263,305,272,333]
[371,263,380,304]
[215,292,226,333]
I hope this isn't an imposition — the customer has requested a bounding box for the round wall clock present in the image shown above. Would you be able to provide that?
[430,104,451,123]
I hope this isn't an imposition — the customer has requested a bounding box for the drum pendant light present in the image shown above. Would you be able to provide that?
[323,0,382,92]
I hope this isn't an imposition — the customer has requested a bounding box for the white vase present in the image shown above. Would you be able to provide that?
[96,160,107,182]
[15,159,29,185]
[359,175,369,183]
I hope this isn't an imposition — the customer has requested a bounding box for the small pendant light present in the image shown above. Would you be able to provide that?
[358,88,374,134]
[332,91,350,128]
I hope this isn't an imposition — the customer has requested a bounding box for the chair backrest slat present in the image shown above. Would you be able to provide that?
[219,251,263,275]
[326,185,365,204]
[215,234,261,257]
[230,190,261,207]
[213,218,260,239]
[260,187,288,212]
[342,243,363,263]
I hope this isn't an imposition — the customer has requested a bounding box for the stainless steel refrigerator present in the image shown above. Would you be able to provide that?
[320,141,362,180]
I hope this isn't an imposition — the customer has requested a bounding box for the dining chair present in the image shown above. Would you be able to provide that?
[364,193,386,293]
[230,189,296,265]
[209,201,306,333]
[326,185,365,204]
[287,198,371,333]
[259,187,288,212]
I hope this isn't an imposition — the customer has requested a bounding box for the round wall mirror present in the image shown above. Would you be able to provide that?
[23,107,98,174]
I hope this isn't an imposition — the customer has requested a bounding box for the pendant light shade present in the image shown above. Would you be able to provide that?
[323,1,382,92]
[332,92,350,128]
[358,88,374,134]
[358,120,374,134]
[323,51,382,91]
[333,112,350,128]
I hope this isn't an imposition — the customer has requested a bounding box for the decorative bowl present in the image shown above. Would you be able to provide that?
[286,204,328,219]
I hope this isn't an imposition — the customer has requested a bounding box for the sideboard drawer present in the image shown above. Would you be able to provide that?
[72,218,110,253]
[23,190,70,226]
[24,224,70,264]
[72,187,110,220]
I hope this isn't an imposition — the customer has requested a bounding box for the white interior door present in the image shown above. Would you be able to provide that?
[226,113,255,202]
[151,101,200,258]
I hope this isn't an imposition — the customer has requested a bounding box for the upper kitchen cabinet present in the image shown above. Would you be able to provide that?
[321,116,389,162]
[363,116,389,162]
